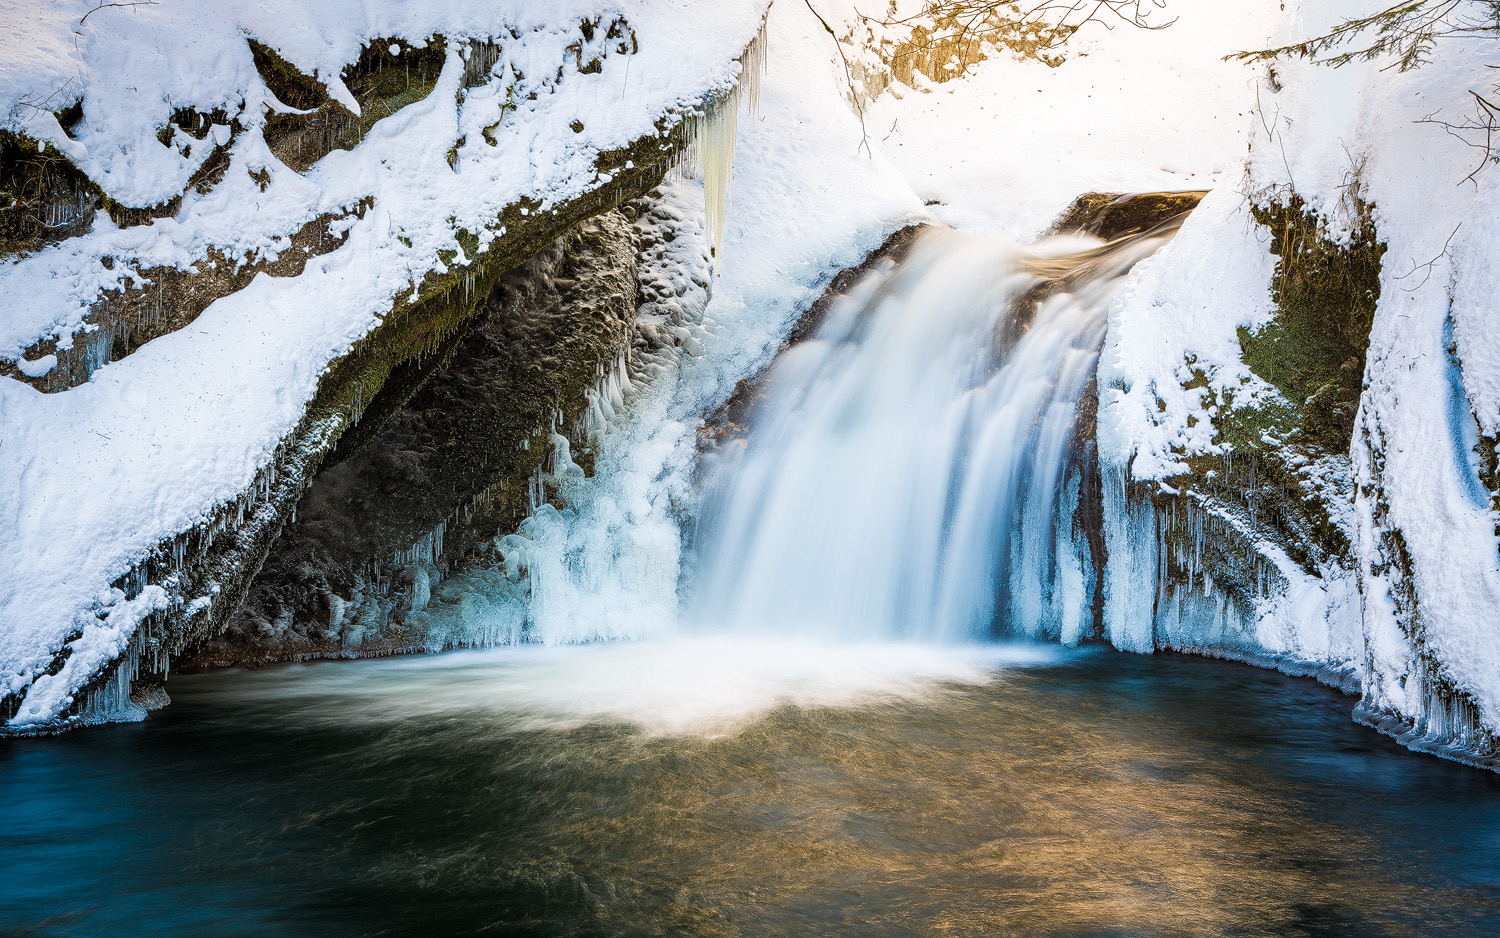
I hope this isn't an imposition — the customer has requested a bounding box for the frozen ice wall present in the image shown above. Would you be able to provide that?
[395,0,928,651]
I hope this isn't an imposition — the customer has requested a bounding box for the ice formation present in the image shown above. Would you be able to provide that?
[0,0,771,731]
[377,0,926,652]
[672,19,766,265]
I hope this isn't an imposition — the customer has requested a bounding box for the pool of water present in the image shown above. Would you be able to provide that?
[3,640,1499,937]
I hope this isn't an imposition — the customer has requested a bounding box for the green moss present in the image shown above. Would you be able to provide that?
[1152,192,1384,587]
[256,35,448,173]
[1154,191,1387,593]
[345,37,448,105]
[55,101,83,137]
[1243,195,1385,452]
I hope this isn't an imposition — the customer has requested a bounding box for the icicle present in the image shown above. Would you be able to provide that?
[694,100,736,269]
[667,20,766,272]
[737,19,768,119]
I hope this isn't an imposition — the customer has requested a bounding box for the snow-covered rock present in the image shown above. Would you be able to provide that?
[0,0,770,732]
[1098,0,1500,768]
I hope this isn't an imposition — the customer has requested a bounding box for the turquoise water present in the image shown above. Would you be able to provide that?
[3,644,1498,937]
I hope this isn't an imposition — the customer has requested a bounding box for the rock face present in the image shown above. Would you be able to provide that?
[0,3,769,733]
[173,179,714,665]
[188,206,648,664]
[1103,192,1372,683]
[1098,183,1500,769]
[698,224,928,455]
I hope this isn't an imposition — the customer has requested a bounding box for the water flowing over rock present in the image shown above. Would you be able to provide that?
[693,217,1188,642]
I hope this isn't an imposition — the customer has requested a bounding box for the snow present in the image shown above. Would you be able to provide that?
[793,0,1500,747]
[15,354,55,378]
[1088,0,1500,743]
[0,0,769,727]
[1097,188,1279,481]
[862,0,1283,239]
[1345,27,1500,731]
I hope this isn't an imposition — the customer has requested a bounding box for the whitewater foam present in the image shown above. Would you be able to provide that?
[196,637,1061,736]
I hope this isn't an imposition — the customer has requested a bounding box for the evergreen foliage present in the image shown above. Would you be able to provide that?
[1232,0,1500,71]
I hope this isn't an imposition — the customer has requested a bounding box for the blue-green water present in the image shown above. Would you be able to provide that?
[3,643,1498,937]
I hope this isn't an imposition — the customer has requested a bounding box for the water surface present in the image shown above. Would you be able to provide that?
[3,641,1499,937]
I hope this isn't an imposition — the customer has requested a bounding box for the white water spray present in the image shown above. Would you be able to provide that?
[692,222,1183,643]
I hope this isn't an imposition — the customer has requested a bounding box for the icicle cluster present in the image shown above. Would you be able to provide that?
[670,18,767,268]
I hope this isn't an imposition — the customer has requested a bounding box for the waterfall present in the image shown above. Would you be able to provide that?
[692,221,1184,642]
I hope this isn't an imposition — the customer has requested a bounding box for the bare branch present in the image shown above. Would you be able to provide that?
[805,0,874,158]
[869,1,1174,49]
[1229,0,1497,72]
[1393,221,1462,289]
[1232,2,1500,183]
[1415,89,1500,185]
[79,1,158,27]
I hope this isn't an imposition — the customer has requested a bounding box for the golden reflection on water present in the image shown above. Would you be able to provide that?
[295,658,1487,938]
[10,647,1498,938]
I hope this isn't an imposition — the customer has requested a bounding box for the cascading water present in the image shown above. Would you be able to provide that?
[693,220,1186,643]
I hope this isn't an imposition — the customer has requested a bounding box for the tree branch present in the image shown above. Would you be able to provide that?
[804,0,873,158]
[79,1,159,26]
[1228,0,1494,72]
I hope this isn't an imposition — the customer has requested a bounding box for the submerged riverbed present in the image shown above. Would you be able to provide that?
[4,641,1499,937]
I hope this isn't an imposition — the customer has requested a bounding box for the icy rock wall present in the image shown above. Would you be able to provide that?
[0,1,770,733]
[1097,0,1500,769]
[400,180,718,648]
[186,194,710,666]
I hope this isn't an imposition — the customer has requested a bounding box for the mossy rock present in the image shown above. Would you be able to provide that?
[254,36,448,173]
[199,209,641,663]
[1049,190,1207,241]
[1151,191,1383,615]
[1241,195,1384,453]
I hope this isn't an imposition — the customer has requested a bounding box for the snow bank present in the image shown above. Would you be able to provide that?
[0,0,768,729]
[1094,0,1500,763]
[861,0,1282,239]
